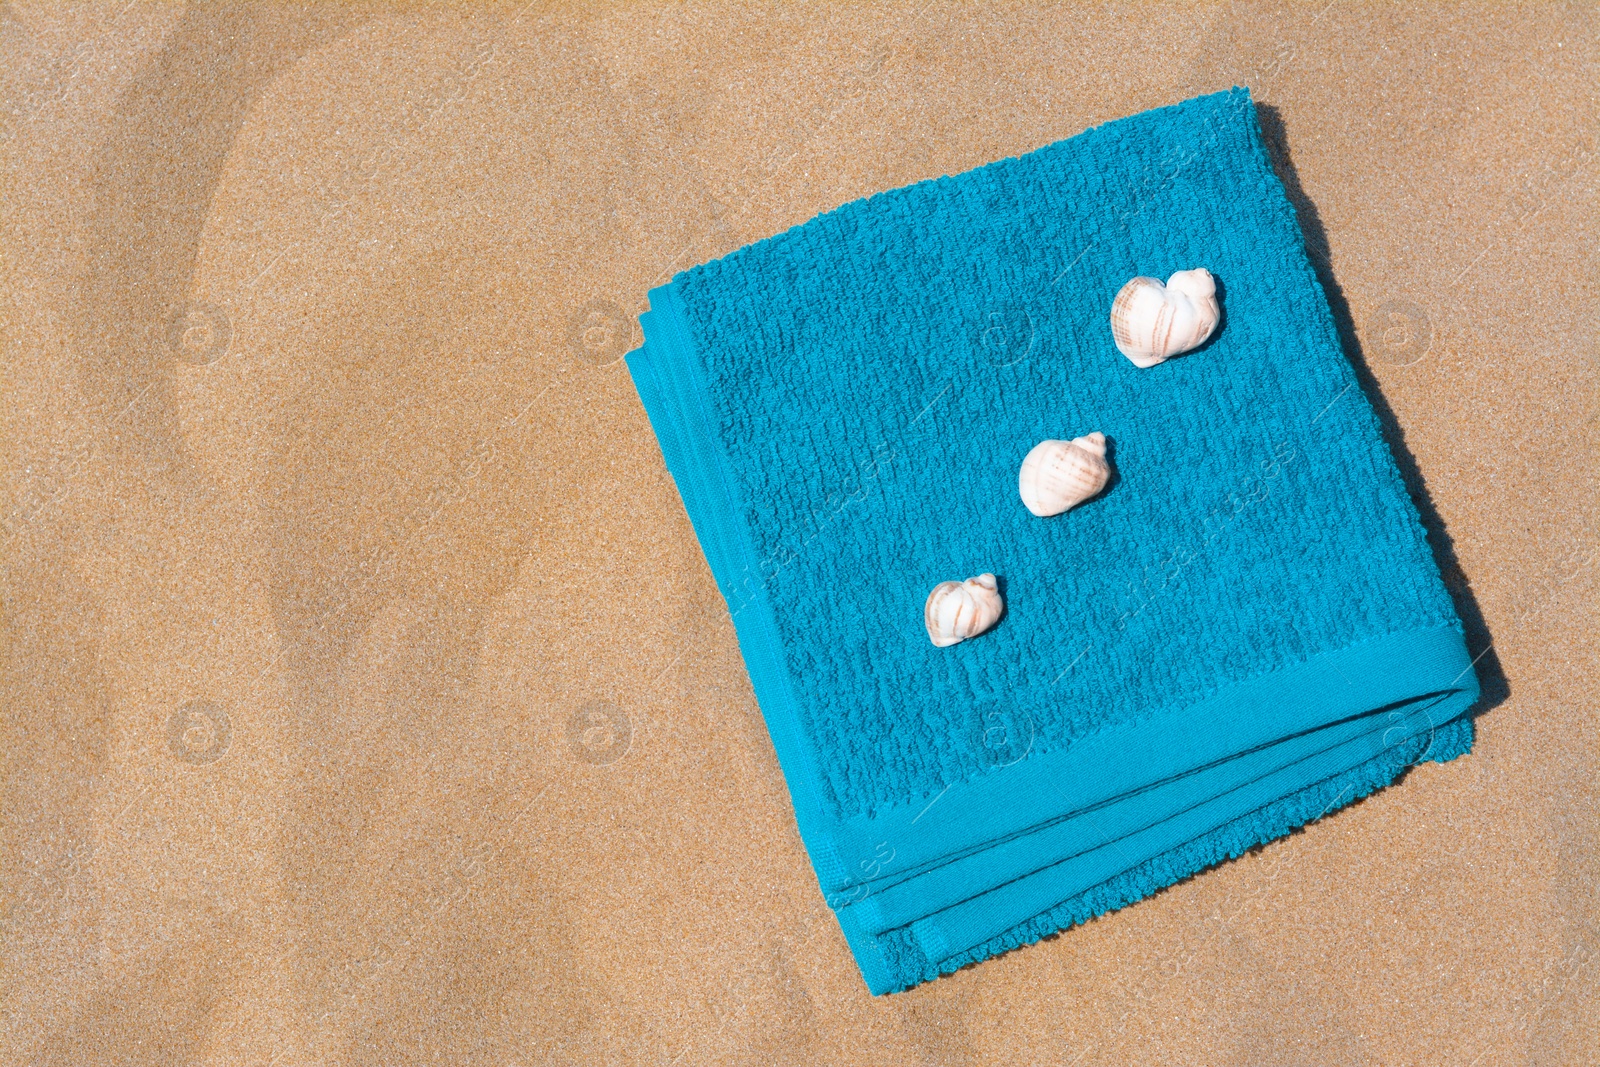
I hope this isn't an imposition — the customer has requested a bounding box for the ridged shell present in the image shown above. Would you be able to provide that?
[924,573,1003,648]
[1018,432,1111,517]
[1109,268,1220,368]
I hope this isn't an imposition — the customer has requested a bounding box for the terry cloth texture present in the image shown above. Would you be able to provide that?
[624,87,1481,994]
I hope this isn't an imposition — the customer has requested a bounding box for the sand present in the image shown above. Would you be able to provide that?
[1,2,1596,1063]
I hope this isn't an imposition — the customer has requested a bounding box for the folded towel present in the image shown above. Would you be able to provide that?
[625,87,1480,994]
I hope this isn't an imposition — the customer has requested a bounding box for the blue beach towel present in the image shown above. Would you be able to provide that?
[625,88,1480,994]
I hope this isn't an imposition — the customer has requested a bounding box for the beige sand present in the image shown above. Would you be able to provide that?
[2,2,1596,1063]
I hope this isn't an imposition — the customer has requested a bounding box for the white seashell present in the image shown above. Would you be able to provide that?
[924,573,1003,648]
[1018,432,1111,517]
[1110,268,1220,368]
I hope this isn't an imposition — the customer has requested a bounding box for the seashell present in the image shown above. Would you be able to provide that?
[1110,268,1220,368]
[1018,432,1111,517]
[925,573,1003,648]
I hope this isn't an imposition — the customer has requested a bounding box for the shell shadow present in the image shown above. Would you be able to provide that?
[1186,271,1228,357]
[1098,433,1122,498]
[990,572,1010,628]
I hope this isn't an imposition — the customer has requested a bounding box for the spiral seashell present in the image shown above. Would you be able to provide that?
[924,573,1003,648]
[1109,268,1220,368]
[1018,432,1111,517]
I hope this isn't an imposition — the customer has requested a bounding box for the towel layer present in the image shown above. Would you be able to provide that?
[626,88,1478,993]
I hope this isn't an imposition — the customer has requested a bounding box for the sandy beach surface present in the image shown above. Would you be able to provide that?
[2,3,1596,1063]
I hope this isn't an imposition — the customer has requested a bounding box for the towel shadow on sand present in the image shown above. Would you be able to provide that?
[1254,101,1509,724]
